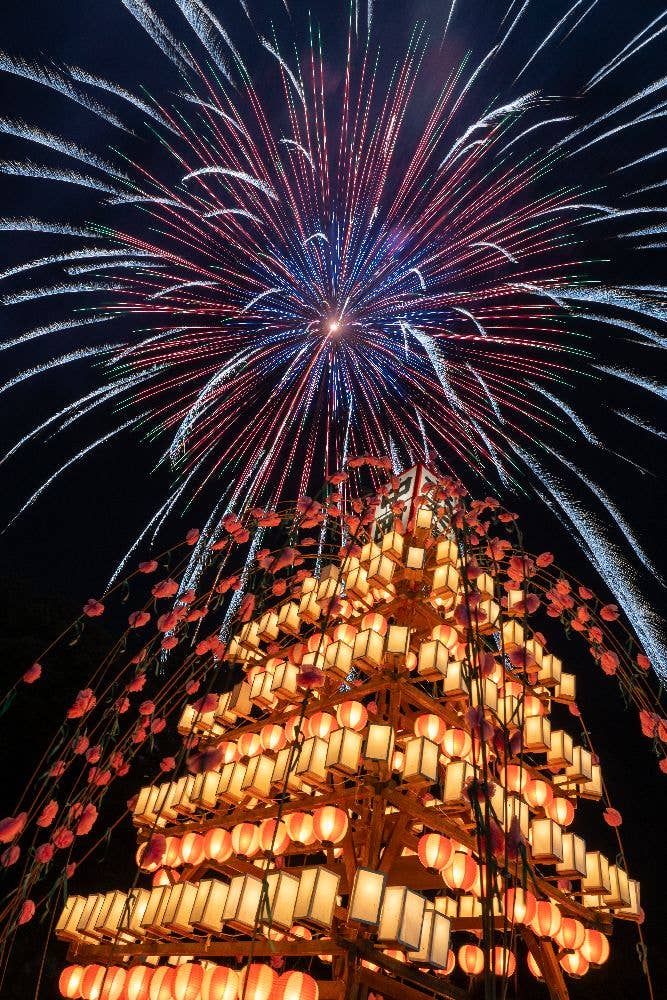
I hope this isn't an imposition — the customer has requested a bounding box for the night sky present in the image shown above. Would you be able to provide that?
[0,2,666,998]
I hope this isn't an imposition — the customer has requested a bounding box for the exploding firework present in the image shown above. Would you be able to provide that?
[0,1,665,672]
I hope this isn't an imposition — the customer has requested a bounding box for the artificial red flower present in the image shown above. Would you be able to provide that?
[138,700,155,716]
[66,688,96,719]
[0,813,27,844]
[193,693,219,715]
[115,696,130,714]
[600,603,620,622]
[151,578,179,599]
[185,680,200,695]
[536,552,554,567]
[637,654,650,672]
[151,717,166,734]
[187,746,223,774]
[160,756,176,773]
[126,675,146,693]
[1,845,20,867]
[50,760,66,777]
[22,662,41,684]
[138,559,159,574]
[18,900,35,925]
[36,800,59,828]
[185,528,200,546]
[52,827,75,850]
[142,835,166,868]
[600,650,619,675]
[603,807,622,828]
[161,636,179,650]
[128,610,150,629]
[85,745,101,764]
[83,598,104,618]
[76,804,98,836]
[238,593,256,622]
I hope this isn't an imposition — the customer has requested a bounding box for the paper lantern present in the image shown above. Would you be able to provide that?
[530,900,562,939]
[414,714,447,744]
[231,823,260,858]
[458,944,484,976]
[502,887,537,926]
[190,880,228,934]
[237,732,262,759]
[263,871,300,930]
[80,965,105,1000]
[560,952,589,978]
[443,851,477,892]
[499,764,527,795]
[203,827,232,863]
[325,727,362,775]
[239,964,277,1000]
[274,971,319,1000]
[348,868,386,925]
[556,918,586,951]
[556,832,587,877]
[548,730,574,768]
[201,966,238,1000]
[378,886,425,950]
[524,778,553,811]
[286,812,316,845]
[163,882,198,935]
[294,866,340,928]
[442,729,472,760]
[417,640,449,680]
[530,817,563,863]
[98,968,126,1000]
[295,737,329,785]
[365,724,395,763]
[566,746,593,782]
[312,806,348,844]
[403,736,439,784]
[545,796,575,827]
[527,952,544,979]
[417,834,452,872]
[411,909,451,968]
[149,966,176,1000]
[582,851,611,894]
[59,965,84,999]
[260,724,286,752]
[242,754,275,798]
[258,818,290,855]
[336,701,367,732]
[308,712,338,740]
[605,865,631,908]
[179,832,204,867]
[579,929,610,966]
[218,742,238,764]
[124,966,152,1000]
[523,716,551,752]
[493,947,516,978]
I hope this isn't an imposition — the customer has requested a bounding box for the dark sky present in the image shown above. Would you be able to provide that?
[0,2,666,998]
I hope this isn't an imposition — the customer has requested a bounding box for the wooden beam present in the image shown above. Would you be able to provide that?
[521,926,570,1000]
[67,936,345,963]
[338,936,468,1000]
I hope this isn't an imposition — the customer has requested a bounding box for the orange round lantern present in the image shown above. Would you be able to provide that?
[307,632,331,653]
[392,750,405,772]
[499,764,527,794]
[308,712,338,739]
[443,851,478,892]
[179,832,204,866]
[80,966,105,1000]
[59,965,84,999]
[203,827,232,863]
[579,929,610,966]
[312,806,348,844]
[440,949,456,976]
[173,964,203,1000]
[417,833,453,872]
[99,968,126,1000]
[431,624,458,649]
[458,944,484,976]
[274,971,319,1000]
[556,918,586,951]
[260,724,286,752]
[524,778,553,811]
[414,713,447,744]
[149,966,175,1000]
[201,965,239,1000]
[560,952,589,978]
[259,818,290,855]
[164,836,181,868]
[286,812,315,845]
[530,900,562,939]
[333,623,357,646]
[124,966,152,1000]
[289,924,313,940]
[239,964,277,1000]
[361,612,387,635]
[545,797,575,827]
[218,741,238,764]
[231,822,260,857]
[152,868,171,887]
[523,695,545,717]
[336,701,368,732]
[502,887,537,926]
[442,729,472,760]
[493,947,516,978]
[526,953,544,979]
[237,732,262,758]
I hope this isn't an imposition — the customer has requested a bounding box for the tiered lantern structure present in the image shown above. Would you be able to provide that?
[54,466,642,1000]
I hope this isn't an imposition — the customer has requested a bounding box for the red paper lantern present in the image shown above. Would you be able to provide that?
[201,966,239,1000]
[203,827,232,863]
[502,887,537,926]
[493,947,516,978]
[414,714,447,744]
[336,701,367,732]
[124,966,152,1000]
[218,741,238,764]
[239,964,277,1000]
[526,953,544,979]
[237,732,262,758]
[286,812,315,845]
[530,900,562,939]
[173,963,203,1000]
[499,764,527,794]
[545,797,575,826]
[149,966,175,1000]
[259,818,290,855]
[274,970,320,1000]
[308,712,338,739]
[59,965,84,999]
[556,918,586,951]
[560,952,589,978]
[312,806,348,844]
[260,724,286,752]
[579,929,610,966]
[80,966,105,1000]
[443,851,478,892]
[231,822,260,857]
[458,944,484,976]
[417,833,453,872]
[524,778,553,811]
[442,729,472,759]
[179,832,204,866]
[99,968,125,1000]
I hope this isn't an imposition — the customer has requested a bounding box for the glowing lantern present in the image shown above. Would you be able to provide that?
[231,823,260,857]
[260,724,286,752]
[579,929,610,966]
[411,909,451,967]
[59,966,84,999]
[560,952,589,978]
[179,832,204,866]
[149,966,176,1000]
[174,962,204,1000]
[364,724,395,763]
[458,944,484,976]
[530,817,563,863]
[442,729,472,760]
[378,886,426,950]
[493,947,516,978]
[203,827,232,864]
[414,714,447,744]
[239,964,277,1000]
[259,818,290,855]
[274,971,319,1000]
[403,737,439,784]
[530,900,562,939]
[99,970,126,1000]
[524,778,553,811]
[502,887,537,926]
[417,834,453,872]
[336,701,367,732]
[237,732,262,758]
[163,836,181,868]
[124,967,152,1000]
[582,851,611,894]
[294,866,340,929]
[557,832,587,878]
[286,812,316,845]
[201,966,238,1000]
[546,797,575,827]
[349,868,387,925]
[386,624,410,659]
[312,806,348,844]
[556,918,586,951]
[308,712,337,739]
[80,966,105,1000]
[527,953,544,979]
[218,741,238,764]
[443,851,477,892]
[499,764,527,794]
[326,728,363,775]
